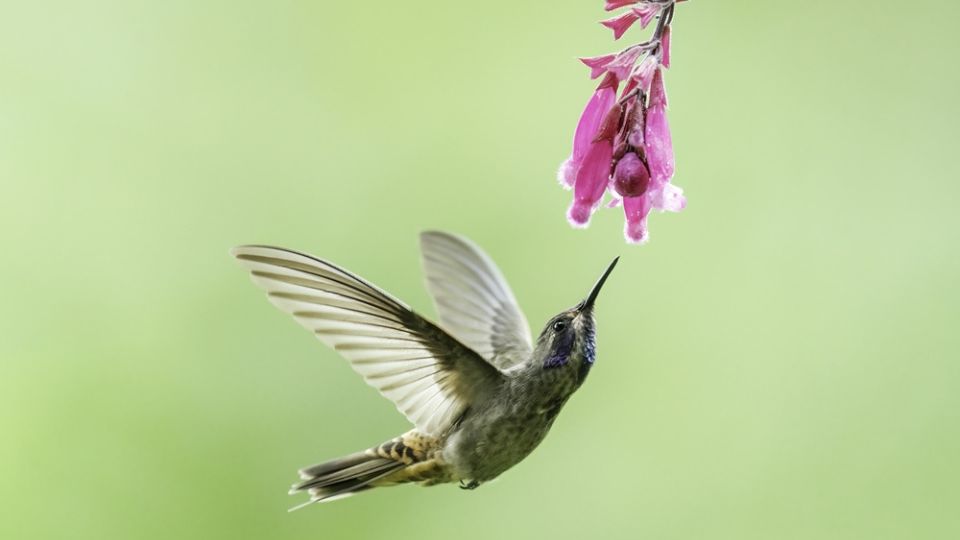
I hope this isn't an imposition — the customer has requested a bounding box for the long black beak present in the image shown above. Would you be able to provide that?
[579,257,619,312]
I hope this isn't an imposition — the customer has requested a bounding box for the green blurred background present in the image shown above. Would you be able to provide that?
[2,1,958,538]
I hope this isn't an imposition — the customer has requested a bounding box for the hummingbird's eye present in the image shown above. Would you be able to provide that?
[552,320,567,332]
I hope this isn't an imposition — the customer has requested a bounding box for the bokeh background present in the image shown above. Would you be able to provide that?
[2,1,958,538]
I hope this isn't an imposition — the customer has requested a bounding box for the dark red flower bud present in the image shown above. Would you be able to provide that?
[611,152,650,198]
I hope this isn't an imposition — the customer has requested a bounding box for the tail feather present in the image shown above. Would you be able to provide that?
[297,450,373,480]
[293,458,402,493]
[288,431,445,510]
[289,451,405,510]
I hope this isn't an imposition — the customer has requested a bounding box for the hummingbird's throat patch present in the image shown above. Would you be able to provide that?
[543,330,575,368]
[583,325,596,365]
[543,321,596,369]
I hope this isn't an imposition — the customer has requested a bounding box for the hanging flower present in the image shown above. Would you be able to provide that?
[558,0,686,244]
[558,73,619,189]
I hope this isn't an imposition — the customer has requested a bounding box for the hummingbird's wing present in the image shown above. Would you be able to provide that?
[232,245,505,437]
[419,231,533,370]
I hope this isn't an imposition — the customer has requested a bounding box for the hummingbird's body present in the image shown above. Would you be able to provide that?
[444,353,588,484]
[232,231,616,508]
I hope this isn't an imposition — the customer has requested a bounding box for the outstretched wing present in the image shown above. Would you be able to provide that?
[232,245,504,436]
[419,231,533,370]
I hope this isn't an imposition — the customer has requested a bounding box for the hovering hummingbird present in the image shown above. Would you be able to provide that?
[231,231,618,509]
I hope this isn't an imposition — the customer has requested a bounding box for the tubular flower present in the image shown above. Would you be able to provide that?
[604,0,638,10]
[558,73,619,189]
[579,54,616,79]
[558,0,685,244]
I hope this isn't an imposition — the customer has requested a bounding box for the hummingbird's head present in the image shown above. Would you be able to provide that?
[535,257,619,385]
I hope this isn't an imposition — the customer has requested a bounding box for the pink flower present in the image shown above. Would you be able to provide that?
[653,182,686,212]
[601,5,659,40]
[643,67,674,183]
[605,46,646,81]
[604,0,637,11]
[579,54,616,79]
[623,194,652,244]
[632,55,660,95]
[558,0,686,244]
[632,5,661,30]
[600,10,640,40]
[558,74,619,188]
[568,138,614,228]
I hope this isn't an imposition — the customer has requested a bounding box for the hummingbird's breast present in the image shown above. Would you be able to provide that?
[441,369,579,483]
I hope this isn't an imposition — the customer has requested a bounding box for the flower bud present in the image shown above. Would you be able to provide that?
[611,152,650,198]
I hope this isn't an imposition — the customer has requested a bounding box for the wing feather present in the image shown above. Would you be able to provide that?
[232,245,503,436]
[419,231,533,370]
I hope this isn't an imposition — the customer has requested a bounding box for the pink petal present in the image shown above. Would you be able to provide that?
[661,24,672,68]
[643,68,674,183]
[568,140,614,228]
[605,46,645,81]
[632,55,659,95]
[648,65,669,109]
[632,5,661,29]
[605,0,637,11]
[557,156,577,188]
[651,182,686,212]
[623,194,652,244]
[579,54,616,79]
[600,10,640,40]
[562,75,619,188]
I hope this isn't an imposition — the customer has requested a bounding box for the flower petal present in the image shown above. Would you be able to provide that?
[632,5,661,30]
[562,75,618,187]
[643,68,674,183]
[600,10,640,40]
[604,0,637,11]
[623,194,652,244]
[605,46,645,81]
[633,55,659,95]
[661,24,672,68]
[557,155,577,189]
[568,140,614,228]
[651,182,686,212]
[579,54,616,79]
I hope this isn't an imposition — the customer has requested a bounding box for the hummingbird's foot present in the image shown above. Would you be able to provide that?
[459,479,481,490]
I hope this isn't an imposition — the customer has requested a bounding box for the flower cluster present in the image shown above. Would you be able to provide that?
[558,0,685,244]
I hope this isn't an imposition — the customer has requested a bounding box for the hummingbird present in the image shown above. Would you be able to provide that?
[231,231,618,509]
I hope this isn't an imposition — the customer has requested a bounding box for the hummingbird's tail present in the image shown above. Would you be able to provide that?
[288,450,404,509]
[288,431,445,510]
